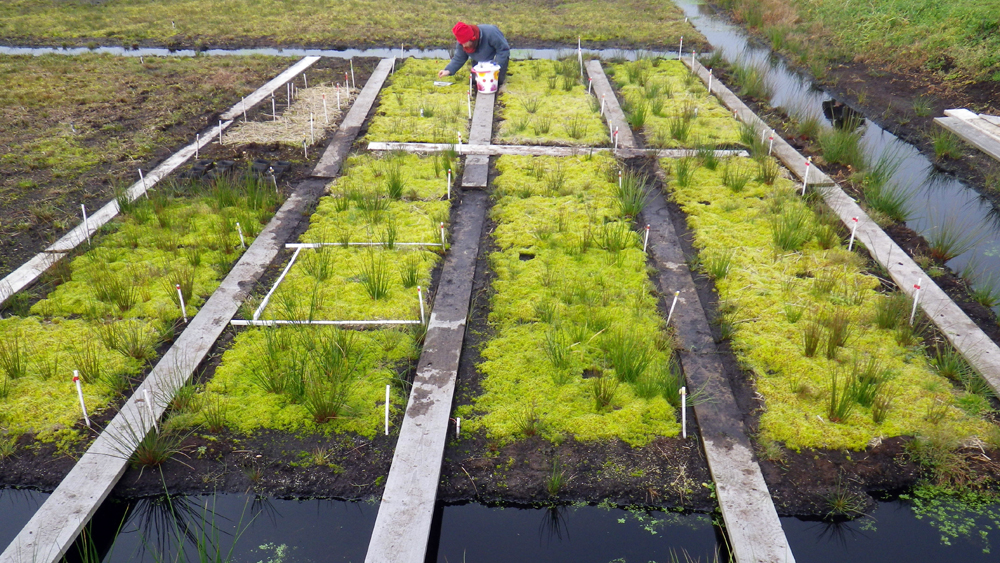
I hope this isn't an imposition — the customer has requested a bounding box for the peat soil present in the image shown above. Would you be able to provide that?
[0,59,407,500]
[0,57,377,288]
[437,188,716,513]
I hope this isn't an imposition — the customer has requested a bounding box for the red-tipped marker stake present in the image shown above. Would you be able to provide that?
[74,370,90,428]
[588,77,592,95]
[768,134,774,156]
[176,284,187,323]
[848,217,859,251]
[910,280,922,326]
[439,222,446,247]
[643,224,650,253]
[447,168,452,200]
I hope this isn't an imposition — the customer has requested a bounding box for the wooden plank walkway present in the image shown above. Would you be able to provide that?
[368,141,746,159]
[364,191,488,562]
[936,109,1000,162]
[586,60,636,149]
[460,91,495,188]
[0,59,390,563]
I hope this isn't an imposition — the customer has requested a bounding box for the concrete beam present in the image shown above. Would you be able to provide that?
[364,191,488,563]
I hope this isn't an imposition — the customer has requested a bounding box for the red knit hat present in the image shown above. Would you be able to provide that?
[452,22,477,44]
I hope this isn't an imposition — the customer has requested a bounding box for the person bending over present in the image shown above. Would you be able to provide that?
[438,22,510,85]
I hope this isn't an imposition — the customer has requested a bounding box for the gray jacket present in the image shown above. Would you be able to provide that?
[444,24,510,83]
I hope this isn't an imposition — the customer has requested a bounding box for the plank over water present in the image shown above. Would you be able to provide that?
[0,60,391,563]
[365,191,488,563]
[936,109,1000,162]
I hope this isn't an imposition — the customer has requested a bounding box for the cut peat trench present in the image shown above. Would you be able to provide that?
[0,58,393,563]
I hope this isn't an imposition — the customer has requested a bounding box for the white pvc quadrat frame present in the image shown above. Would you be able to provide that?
[230,239,444,328]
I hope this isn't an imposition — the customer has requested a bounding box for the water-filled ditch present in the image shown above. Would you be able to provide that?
[673,0,1000,310]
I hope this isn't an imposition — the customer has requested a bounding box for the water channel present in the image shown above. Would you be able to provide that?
[674,0,1000,308]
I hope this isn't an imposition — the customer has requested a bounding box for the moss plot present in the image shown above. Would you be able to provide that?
[365,59,472,144]
[460,154,680,447]
[609,60,741,148]
[199,153,452,437]
[497,60,608,146]
[0,175,275,449]
[666,157,992,451]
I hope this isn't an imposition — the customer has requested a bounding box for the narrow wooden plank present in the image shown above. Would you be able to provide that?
[645,168,796,563]
[313,58,395,178]
[219,56,320,120]
[935,116,1000,162]
[367,141,747,159]
[365,191,488,563]
[585,60,637,149]
[460,92,495,189]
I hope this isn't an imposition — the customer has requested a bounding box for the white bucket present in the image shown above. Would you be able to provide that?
[472,61,500,94]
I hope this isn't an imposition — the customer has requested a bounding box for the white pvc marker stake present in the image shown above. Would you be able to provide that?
[768,134,774,156]
[457,133,462,154]
[418,286,426,325]
[578,36,584,79]
[666,290,680,327]
[272,94,277,122]
[345,72,349,89]
[385,384,390,436]
[848,217,859,251]
[310,113,315,144]
[337,88,341,110]
[287,83,291,107]
[910,279,922,326]
[614,127,619,150]
[680,386,687,439]
[600,94,606,116]
[801,157,812,195]
[176,284,188,323]
[236,221,246,249]
[618,169,623,189]
[420,108,424,118]
[643,224,650,253]
[467,90,472,119]
[218,120,223,145]
[74,370,90,428]
[350,59,356,89]
[303,72,308,89]
[439,222,446,247]
[588,77,593,95]
[303,140,308,159]
[456,417,461,437]
[196,134,200,159]
[139,168,147,193]
[323,94,329,124]
[144,389,158,433]
[81,204,91,245]
[708,68,713,93]
[447,168,452,200]
[242,96,247,121]
[678,36,683,60]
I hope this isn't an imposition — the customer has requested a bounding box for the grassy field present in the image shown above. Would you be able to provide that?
[717,0,1000,82]
[0,0,699,49]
